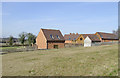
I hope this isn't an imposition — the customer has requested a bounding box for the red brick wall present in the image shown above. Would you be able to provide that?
[65,40,72,43]
[47,42,64,49]
[36,29,47,49]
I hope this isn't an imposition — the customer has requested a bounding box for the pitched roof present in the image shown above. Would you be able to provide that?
[41,29,65,41]
[82,34,101,42]
[81,34,93,39]
[97,32,118,40]
[64,33,80,40]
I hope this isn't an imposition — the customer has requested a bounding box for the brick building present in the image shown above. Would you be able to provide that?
[36,29,65,49]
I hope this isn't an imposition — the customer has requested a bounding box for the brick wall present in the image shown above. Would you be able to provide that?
[47,42,64,49]
[65,40,72,43]
[36,29,47,49]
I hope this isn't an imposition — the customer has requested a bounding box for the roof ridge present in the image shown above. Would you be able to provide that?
[81,34,95,35]
[41,28,59,31]
[97,32,114,34]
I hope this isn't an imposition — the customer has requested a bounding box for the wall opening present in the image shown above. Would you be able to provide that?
[54,45,58,49]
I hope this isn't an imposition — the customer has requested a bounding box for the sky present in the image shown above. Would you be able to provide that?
[2,2,118,38]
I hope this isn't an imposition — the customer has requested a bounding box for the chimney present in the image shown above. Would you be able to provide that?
[76,33,78,35]
[73,33,75,35]
[70,33,72,35]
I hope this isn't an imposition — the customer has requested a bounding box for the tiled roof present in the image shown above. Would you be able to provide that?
[64,33,80,40]
[97,32,118,40]
[41,29,65,41]
[82,34,101,42]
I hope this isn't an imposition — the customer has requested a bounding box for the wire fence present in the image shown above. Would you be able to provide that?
[65,43,83,48]
[92,41,118,46]
[1,46,38,54]
[65,41,118,48]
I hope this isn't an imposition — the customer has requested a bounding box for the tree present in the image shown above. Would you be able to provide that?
[9,36,13,46]
[19,32,27,46]
[32,36,36,44]
[27,33,36,46]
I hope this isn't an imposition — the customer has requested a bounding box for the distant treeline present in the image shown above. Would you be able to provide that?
[1,32,36,47]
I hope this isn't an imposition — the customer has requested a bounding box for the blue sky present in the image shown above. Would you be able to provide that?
[2,2,118,38]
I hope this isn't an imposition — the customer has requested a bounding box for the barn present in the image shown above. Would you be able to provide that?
[36,29,65,49]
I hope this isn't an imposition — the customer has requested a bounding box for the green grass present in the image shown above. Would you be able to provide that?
[0,46,21,50]
[2,44,118,76]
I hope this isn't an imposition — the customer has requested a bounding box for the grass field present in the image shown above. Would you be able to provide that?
[0,46,21,50]
[2,44,118,76]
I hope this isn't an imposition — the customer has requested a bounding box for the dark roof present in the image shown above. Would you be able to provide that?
[81,34,93,39]
[41,29,65,41]
[64,33,80,40]
[97,32,118,40]
[82,34,101,42]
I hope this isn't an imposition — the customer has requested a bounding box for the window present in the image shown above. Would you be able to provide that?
[54,45,58,49]
[50,35,54,39]
[80,38,83,40]
[56,35,60,39]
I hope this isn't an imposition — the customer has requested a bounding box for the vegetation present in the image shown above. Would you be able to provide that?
[18,32,36,46]
[19,32,27,46]
[0,46,20,50]
[2,44,118,76]
[27,33,36,46]
[9,36,13,46]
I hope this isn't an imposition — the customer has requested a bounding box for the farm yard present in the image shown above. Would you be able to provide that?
[2,44,118,76]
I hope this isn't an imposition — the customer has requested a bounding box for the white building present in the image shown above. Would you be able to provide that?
[84,36,92,47]
[84,36,101,47]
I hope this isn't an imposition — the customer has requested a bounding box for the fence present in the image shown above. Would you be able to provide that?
[1,46,38,53]
[65,43,83,48]
[65,41,118,48]
[91,41,118,46]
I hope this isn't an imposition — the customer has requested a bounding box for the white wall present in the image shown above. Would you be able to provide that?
[84,36,92,47]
